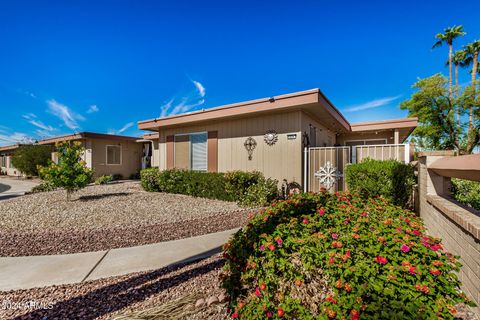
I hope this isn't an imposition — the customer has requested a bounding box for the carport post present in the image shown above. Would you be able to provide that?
[303,147,308,192]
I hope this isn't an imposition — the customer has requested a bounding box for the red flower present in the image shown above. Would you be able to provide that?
[430,244,442,251]
[328,257,335,264]
[409,266,417,275]
[401,244,411,253]
[232,312,239,319]
[277,308,285,318]
[430,268,441,276]
[375,256,388,265]
[412,230,422,236]
[255,287,261,297]
[259,283,267,291]
[350,309,360,320]
[268,244,276,251]
[266,311,273,318]
[318,208,325,216]
[302,218,309,224]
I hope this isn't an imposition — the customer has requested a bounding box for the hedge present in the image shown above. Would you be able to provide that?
[140,168,278,207]
[345,159,415,208]
[451,178,480,211]
[222,191,472,319]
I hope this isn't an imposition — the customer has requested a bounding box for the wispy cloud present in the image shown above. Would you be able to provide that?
[47,99,85,130]
[87,104,99,114]
[108,122,134,135]
[17,89,37,99]
[343,95,402,112]
[22,113,56,132]
[0,132,36,146]
[160,79,206,117]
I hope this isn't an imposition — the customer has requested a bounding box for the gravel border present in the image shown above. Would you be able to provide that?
[0,254,228,320]
[0,209,249,256]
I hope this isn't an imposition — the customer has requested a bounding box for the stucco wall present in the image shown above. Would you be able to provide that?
[156,111,305,185]
[0,155,21,176]
[89,138,143,178]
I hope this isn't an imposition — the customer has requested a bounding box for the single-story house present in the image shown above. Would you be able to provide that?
[138,88,417,190]
[0,144,22,176]
[37,132,143,178]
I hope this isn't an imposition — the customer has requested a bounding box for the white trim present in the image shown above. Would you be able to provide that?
[106,144,122,165]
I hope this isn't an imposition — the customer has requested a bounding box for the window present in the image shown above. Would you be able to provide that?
[174,132,207,171]
[106,145,121,165]
[0,155,5,168]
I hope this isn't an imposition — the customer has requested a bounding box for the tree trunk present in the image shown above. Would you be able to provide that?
[455,63,460,129]
[470,51,478,129]
[449,44,453,99]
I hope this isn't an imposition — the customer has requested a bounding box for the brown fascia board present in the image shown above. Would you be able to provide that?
[138,89,351,132]
[38,132,140,145]
[0,144,20,152]
[350,117,418,132]
[143,133,159,140]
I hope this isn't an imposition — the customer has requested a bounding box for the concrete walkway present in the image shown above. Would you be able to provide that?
[0,228,238,291]
[0,177,39,200]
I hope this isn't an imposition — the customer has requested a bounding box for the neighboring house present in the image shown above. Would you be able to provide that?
[37,132,143,178]
[138,88,417,191]
[0,144,22,176]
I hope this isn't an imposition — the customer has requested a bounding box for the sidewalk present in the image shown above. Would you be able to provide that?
[0,228,238,291]
[0,177,39,200]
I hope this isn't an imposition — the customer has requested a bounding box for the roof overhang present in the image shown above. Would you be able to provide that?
[138,89,351,133]
[348,117,418,143]
[0,144,20,152]
[38,132,140,145]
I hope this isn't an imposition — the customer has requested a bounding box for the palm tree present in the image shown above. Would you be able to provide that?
[433,25,466,99]
[464,40,480,128]
[446,49,468,127]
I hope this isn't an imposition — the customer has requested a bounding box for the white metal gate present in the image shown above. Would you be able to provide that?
[304,146,351,193]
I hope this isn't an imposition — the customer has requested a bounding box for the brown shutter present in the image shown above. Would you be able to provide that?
[166,135,174,169]
[207,131,218,172]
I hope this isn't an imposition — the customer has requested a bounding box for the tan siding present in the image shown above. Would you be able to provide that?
[300,112,336,147]
[157,111,303,185]
[89,138,142,178]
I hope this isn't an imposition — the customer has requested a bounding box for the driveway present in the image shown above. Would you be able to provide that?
[0,177,39,200]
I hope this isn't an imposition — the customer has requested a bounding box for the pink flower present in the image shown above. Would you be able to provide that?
[430,244,442,251]
[318,208,325,216]
[276,238,283,245]
[331,233,339,240]
[401,244,411,253]
[302,218,309,224]
[412,230,422,236]
[259,245,265,251]
[375,256,388,265]
[266,311,273,318]
[255,287,261,297]
[232,312,239,319]
[409,266,417,275]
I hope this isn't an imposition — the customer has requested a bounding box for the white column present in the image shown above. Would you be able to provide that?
[303,147,308,192]
[394,129,400,144]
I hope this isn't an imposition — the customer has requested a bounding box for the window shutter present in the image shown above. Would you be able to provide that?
[166,135,174,169]
[207,131,218,172]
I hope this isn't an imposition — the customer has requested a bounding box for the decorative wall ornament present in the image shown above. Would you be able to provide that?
[264,130,278,146]
[314,161,343,191]
[244,137,257,160]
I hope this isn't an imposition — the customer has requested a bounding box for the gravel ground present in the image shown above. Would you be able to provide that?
[0,182,252,256]
[0,253,477,320]
[0,254,229,320]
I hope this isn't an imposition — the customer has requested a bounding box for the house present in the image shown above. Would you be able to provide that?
[37,132,143,178]
[138,88,417,191]
[0,144,22,176]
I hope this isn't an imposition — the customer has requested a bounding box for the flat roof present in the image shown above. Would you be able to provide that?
[138,89,351,133]
[0,144,20,152]
[350,118,418,132]
[38,132,140,145]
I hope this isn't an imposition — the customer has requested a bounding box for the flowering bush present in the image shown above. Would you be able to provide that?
[222,191,472,319]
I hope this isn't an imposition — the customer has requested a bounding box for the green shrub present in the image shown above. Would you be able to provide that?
[451,178,480,211]
[345,159,415,208]
[112,173,123,181]
[31,181,56,193]
[140,169,279,206]
[222,192,472,319]
[95,175,113,185]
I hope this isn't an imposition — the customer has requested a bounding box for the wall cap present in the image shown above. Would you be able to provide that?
[417,150,457,157]
[426,194,480,241]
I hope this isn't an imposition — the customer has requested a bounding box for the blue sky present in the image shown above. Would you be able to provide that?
[0,0,479,146]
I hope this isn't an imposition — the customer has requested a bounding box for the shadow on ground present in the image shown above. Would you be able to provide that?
[14,256,223,320]
[77,192,130,201]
